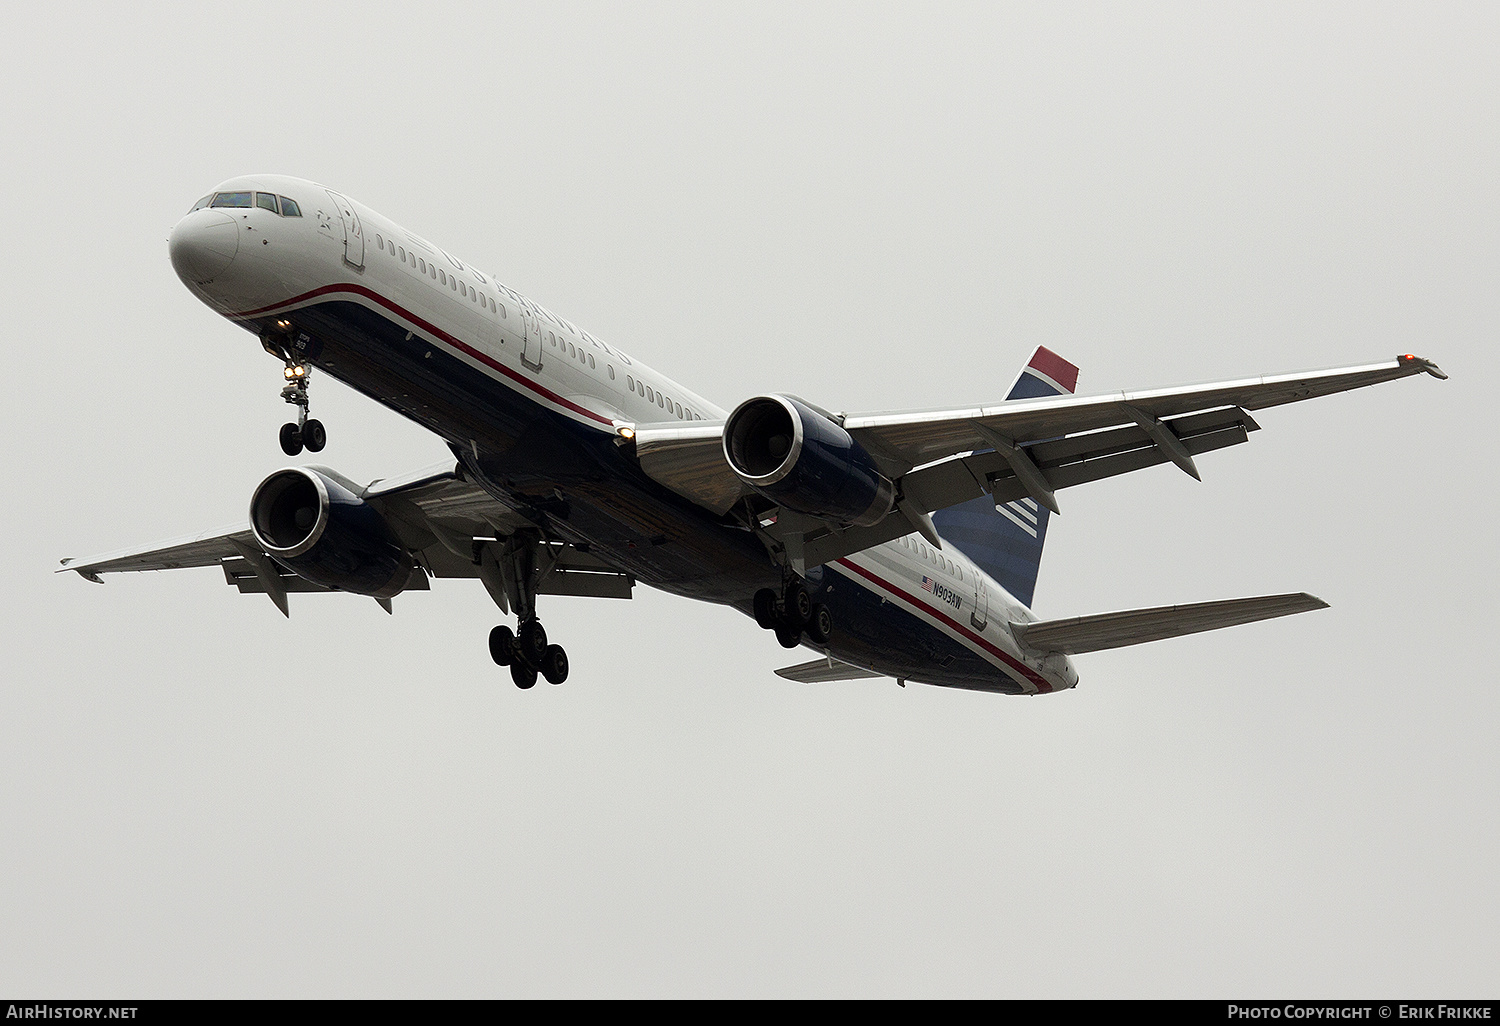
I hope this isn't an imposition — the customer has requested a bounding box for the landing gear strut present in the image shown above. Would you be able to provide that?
[275,357,325,457]
[754,578,832,649]
[479,534,570,689]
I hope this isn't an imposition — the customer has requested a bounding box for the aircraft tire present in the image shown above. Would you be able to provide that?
[279,423,303,456]
[806,603,833,644]
[785,582,813,626]
[518,619,548,667]
[753,588,779,629]
[541,645,569,685]
[488,625,514,665]
[775,625,802,649]
[510,662,538,689]
[302,418,327,452]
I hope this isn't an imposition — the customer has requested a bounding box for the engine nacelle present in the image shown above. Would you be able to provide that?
[249,467,414,599]
[723,394,895,527]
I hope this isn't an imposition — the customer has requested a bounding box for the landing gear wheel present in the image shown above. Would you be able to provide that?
[518,619,548,667]
[806,602,833,645]
[775,625,802,649]
[784,582,813,626]
[753,588,779,630]
[488,625,515,666]
[302,418,327,453]
[279,423,303,456]
[541,645,569,685]
[510,662,537,689]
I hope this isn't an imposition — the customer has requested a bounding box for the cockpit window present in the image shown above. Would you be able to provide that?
[189,195,213,213]
[210,191,253,208]
[278,196,302,217]
[255,192,279,213]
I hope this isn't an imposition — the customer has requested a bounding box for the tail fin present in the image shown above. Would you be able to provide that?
[930,346,1079,608]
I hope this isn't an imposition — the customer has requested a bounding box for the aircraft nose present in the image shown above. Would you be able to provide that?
[169,210,239,283]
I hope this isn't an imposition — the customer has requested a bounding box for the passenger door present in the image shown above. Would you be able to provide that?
[325,190,365,270]
[970,574,990,631]
[520,303,543,371]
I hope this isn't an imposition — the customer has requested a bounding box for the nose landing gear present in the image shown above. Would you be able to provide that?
[276,360,326,456]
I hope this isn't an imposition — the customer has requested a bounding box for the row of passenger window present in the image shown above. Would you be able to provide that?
[373,232,508,319]
[371,226,700,421]
[191,192,302,217]
[623,373,701,421]
[899,534,963,581]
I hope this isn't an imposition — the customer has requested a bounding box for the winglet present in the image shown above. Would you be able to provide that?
[1398,354,1447,380]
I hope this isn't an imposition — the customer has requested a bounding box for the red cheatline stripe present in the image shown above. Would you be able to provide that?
[229,284,616,427]
[833,557,1054,693]
[1027,345,1079,394]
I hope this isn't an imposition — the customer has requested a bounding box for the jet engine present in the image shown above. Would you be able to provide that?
[723,394,895,526]
[249,467,415,599]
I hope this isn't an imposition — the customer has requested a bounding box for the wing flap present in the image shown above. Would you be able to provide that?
[1013,593,1329,655]
[901,406,1259,517]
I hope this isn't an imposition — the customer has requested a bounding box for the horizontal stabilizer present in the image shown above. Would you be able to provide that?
[775,657,885,684]
[1013,592,1328,655]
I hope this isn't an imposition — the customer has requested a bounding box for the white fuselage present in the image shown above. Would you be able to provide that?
[170,174,1077,694]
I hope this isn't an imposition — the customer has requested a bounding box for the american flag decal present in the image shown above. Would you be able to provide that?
[919,575,962,609]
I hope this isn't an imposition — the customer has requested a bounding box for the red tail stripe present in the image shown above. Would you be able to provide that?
[1027,346,1079,394]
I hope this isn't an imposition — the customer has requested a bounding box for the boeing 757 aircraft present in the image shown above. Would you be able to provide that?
[61,175,1446,693]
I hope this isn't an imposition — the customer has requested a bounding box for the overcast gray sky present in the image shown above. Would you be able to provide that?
[2,1,1495,998]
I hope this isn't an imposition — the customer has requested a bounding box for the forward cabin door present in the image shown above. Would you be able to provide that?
[325,190,365,270]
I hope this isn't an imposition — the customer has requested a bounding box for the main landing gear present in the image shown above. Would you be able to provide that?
[754,579,832,649]
[277,358,326,457]
[476,533,570,689]
[488,619,569,688]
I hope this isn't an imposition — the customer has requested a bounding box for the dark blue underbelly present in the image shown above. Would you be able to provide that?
[242,300,1021,692]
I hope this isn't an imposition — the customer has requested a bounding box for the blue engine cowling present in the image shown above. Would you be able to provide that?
[723,394,896,527]
[249,467,415,599]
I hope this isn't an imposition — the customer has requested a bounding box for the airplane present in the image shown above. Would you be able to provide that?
[60,175,1447,694]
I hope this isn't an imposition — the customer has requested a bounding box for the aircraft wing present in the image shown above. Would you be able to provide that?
[841,354,1445,474]
[60,462,634,615]
[634,354,1445,571]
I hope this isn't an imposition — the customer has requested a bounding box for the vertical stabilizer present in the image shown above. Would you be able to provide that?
[930,346,1079,608]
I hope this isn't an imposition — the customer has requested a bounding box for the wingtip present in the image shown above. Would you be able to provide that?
[59,560,104,584]
[1398,354,1448,380]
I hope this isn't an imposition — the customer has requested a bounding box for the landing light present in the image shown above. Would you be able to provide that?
[617,426,635,440]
